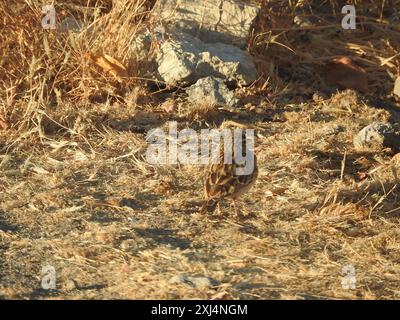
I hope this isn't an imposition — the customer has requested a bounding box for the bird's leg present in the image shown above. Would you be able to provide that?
[233,199,240,217]
[216,202,221,215]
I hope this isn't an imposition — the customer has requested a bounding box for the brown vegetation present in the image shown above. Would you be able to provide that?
[1,0,400,299]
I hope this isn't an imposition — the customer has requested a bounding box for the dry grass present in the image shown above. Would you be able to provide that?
[1,0,400,300]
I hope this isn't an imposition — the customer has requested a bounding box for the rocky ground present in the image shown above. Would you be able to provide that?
[1,0,400,299]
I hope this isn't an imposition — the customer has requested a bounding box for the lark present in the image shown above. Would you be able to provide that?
[200,121,259,216]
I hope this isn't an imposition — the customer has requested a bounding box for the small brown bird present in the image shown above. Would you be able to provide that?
[200,121,259,215]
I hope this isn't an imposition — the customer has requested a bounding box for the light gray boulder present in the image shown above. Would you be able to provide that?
[157,32,257,86]
[353,122,400,151]
[154,0,260,48]
[185,76,238,107]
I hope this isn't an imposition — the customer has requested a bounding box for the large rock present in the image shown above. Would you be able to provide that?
[185,76,238,107]
[157,31,257,86]
[354,122,400,151]
[154,0,260,48]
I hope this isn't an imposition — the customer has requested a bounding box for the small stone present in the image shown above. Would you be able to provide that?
[169,275,219,288]
[354,122,400,151]
[185,77,238,107]
[120,240,134,251]
[64,279,77,291]
[294,16,312,27]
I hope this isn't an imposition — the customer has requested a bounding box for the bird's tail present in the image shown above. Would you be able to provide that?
[200,198,219,214]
